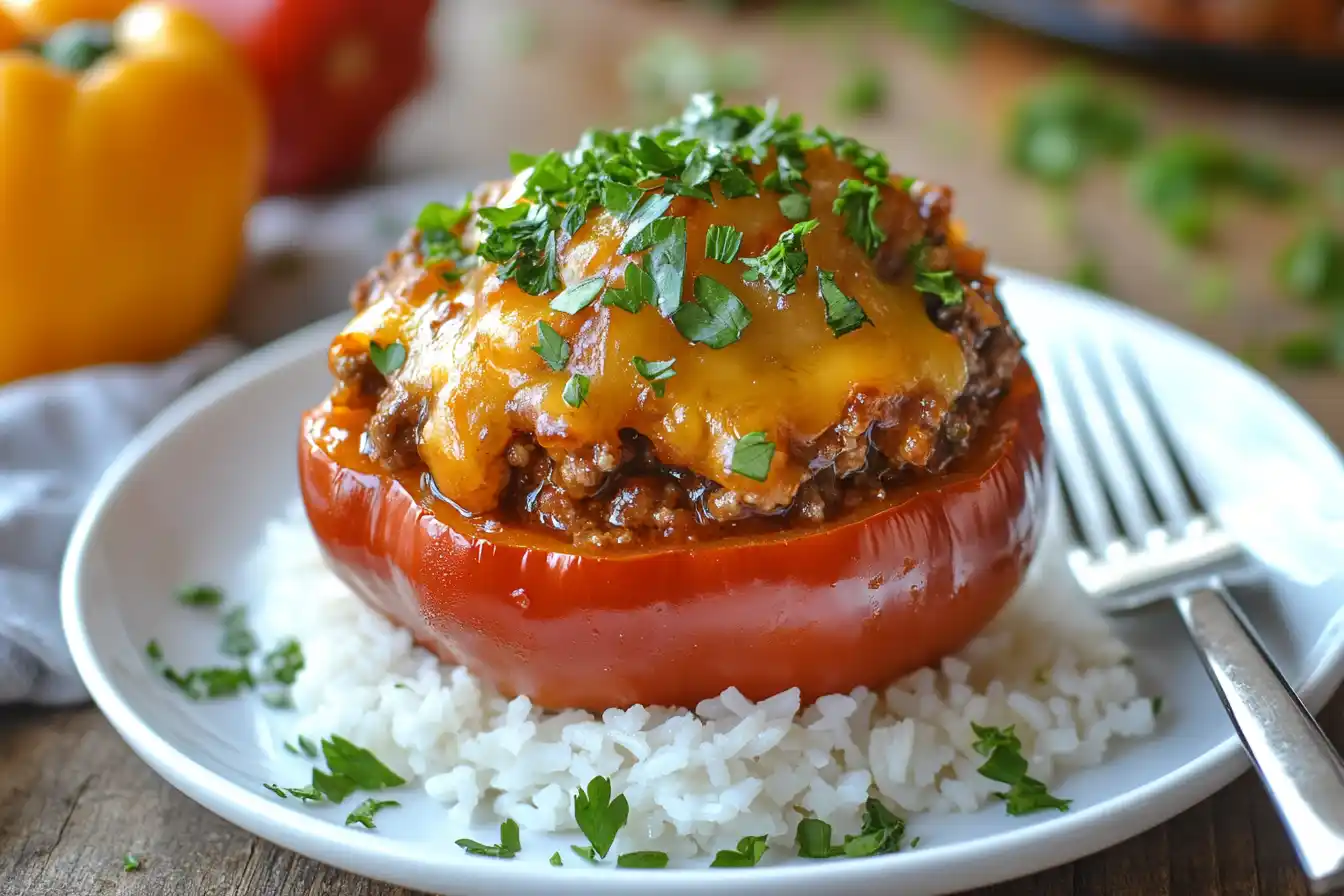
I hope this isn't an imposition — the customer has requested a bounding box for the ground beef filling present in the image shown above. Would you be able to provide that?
[332,184,1023,547]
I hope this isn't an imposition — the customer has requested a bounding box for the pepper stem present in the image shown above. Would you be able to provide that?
[41,21,115,72]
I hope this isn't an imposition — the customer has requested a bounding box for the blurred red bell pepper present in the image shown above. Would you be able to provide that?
[178,0,436,195]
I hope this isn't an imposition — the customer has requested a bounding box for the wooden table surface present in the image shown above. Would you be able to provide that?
[3,1,1343,894]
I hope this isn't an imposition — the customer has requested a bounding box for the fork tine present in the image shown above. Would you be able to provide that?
[1115,349,1207,517]
[1030,345,1121,556]
[1052,342,1159,546]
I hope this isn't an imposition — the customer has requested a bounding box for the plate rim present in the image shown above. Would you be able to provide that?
[60,270,1344,895]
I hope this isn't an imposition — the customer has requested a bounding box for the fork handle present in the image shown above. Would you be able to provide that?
[1175,581,1344,894]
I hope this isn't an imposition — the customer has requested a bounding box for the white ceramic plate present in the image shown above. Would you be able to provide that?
[62,272,1344,896]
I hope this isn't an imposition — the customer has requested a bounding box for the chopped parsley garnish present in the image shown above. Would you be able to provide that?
[571,845,598,863]
[574,775,629,860]
[794,797,907,859]
[778,192,811,221]
[913,267,964,306]
[261,638,304,685]
[123,854,141,872]
[835,66,888,118]
[298,736,319,758]
[220,606,258,658]
[705,224,743,264]
[970,723,1071,816]
[563,373,590,408]
[1007,68,1142,185]
[818,270,870,336]
[531,321,570,371]
[632,357,676,397]
[795,818,844,858]
[550,276,606,314]
[261,691,294,710]
[456,819,521,859]
[369,341,407,377]
[323,735,407,790]
[550,851,563,866]
[673,276,752,348]
[1152,696,1164,716]
[265,736,405,807]
[1275,331,1340,371]
[710,834,769,867]
[843,797,908,857]
[617,851,669,869]
[176,584,223,607]
[1131,133,1294,246]
[649,218,688,315]
[833,180,885,257]
[741,219,818,295]
[146,640,253,700]
[605,257,656,312]
[346,798,400,829]
[416,197,474,266]
[619,194,677,254]
[731,431,775,482]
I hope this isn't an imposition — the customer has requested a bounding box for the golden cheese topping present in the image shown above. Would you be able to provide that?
[338,145,970,516]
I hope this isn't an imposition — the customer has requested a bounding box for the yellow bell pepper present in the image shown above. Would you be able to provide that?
[0,0,265,384]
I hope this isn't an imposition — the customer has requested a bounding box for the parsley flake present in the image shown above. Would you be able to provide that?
[833,180,885,257]
[731,431,775,482]
[574,775,629,860]
[673,276,753,348]
[123,854,141,872]
[176,584,223,607]
[146,639,253,701]
[602,180,644,219]
[617,851,669,869]
[571,845,598,863]
[835,66,888,118]
[456,819,521,859]
[346,798,400,829]
[261,638,304,685]
[1007,69,1142,185]
[632,357,676,397]
[741,220,817,295]
[970,723,1071,816]
[1276,222,1344,306]
[369,342,407,377]
[843,797,907,857]
[605,258,656,312]
[795,818,845,859]
[818,270,871,336]
[619,194,676,254]
[650,218,688,316]
[778,192,811,221]
[219,606,258,658]
[550,276,606,314]
[710,835,769,867]
[563,373,590,408]
[531,321,570,371]
[416,197,473,265]
[913,267,965,306]
[298,736,319,758]
[322,735,407,790]
[705,224,743,263]
[550,851,563,866]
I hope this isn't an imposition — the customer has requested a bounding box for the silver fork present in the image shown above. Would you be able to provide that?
[1037,340,1344,894]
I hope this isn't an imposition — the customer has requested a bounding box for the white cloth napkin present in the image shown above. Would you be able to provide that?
[0,339,241,704]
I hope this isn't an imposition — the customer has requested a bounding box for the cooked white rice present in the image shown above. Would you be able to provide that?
[252,505,1157,858]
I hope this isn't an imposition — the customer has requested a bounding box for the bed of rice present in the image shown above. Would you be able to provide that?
[252,506,1158,858]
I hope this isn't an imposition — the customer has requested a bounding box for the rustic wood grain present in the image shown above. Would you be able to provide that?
[3,0,1343,893]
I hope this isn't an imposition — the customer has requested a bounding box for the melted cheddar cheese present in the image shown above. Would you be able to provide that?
[336,148,970,515]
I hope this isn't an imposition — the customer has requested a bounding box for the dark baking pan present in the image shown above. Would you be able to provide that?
[950,0,1344,102]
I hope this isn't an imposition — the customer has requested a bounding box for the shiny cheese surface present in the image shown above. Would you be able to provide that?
[338,149,970,515]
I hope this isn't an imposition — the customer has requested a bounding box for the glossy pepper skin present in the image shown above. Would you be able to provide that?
[0,0,265,386]
[174,0,435,195]
[299,363,1049,713]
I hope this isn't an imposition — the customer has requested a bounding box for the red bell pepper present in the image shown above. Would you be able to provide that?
[178,0,436,195]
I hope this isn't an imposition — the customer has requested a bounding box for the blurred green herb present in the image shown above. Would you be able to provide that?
[834,65,888,117]
[1007,68,1143,186]
[872,0,972,56]
[1067,252,1107,293]
[1276,222,1344,307]
[622,34,762,122]
[1191,265,1233,314]
[1131,134,1294,247]
[1276,330,1341,371]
